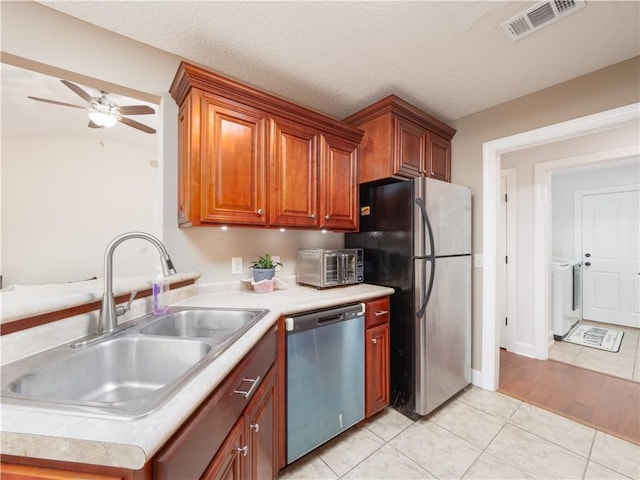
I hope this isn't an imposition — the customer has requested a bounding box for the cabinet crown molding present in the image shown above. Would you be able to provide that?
[170,62,364,144]
[343,94,456,140]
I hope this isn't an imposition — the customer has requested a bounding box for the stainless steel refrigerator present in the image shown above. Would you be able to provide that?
[345,177,471,419]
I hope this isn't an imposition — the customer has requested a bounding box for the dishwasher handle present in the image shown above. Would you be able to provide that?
[285,304,364,333]
[317,313,344,325]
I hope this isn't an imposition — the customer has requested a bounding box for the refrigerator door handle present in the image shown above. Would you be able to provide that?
[415,198,436,258]
[417,258,435,319]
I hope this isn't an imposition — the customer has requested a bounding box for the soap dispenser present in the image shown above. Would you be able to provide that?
[153,267,170,315]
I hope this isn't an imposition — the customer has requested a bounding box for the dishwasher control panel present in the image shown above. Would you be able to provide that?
[285,303,364,332]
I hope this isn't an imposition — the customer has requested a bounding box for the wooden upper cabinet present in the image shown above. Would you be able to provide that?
[428,133,451,182]
[200,94,267,226]
[343,95,455,184]
[394,117,428,178]
[320,135,359,231]
[170,62,363,231]
[269,119,319,228]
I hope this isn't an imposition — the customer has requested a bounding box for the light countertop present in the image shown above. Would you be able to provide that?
[0,281,393,470]
[0,272,201,323]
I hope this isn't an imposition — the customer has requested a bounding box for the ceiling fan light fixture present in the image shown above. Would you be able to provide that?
[88,111,118,128]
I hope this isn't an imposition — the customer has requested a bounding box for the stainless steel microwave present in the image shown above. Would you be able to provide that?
[296,249,364,288]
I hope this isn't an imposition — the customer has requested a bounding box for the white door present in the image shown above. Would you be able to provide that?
[582,189,639,327]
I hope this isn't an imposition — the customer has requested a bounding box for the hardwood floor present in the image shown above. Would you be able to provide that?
[498,349,640,446]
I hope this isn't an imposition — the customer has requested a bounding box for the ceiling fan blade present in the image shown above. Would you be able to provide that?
[88,121,103,129]
[60,80,93,104]
[119,105,155,115]
[27,96,86,109]
[119,116,156,134]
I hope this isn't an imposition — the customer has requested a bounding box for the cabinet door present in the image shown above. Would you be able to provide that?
[427,133,451,182]
[320,135,359,231]
[202,419,246,480]
[200,95,267,226]
[245,367,278,480]
[365,323,390,417]
[394,117,427,179]
[269,119,319,228]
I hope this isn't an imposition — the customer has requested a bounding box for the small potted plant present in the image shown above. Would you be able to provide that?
[249,253,283,282]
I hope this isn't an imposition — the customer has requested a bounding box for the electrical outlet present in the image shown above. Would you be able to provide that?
[231,257,243,274]
[272,255,282,271]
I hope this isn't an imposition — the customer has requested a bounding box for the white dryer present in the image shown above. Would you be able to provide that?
[551,257,582,339]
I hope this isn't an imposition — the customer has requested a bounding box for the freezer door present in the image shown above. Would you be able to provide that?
[415,178,472,257]
[414,255,471,416]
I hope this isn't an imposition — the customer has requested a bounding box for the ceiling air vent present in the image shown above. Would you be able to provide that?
[501,0,586,41]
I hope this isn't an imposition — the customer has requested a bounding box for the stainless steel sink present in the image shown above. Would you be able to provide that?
[11,337,210,402]
[139,308,267,339]
[1,307,269,419]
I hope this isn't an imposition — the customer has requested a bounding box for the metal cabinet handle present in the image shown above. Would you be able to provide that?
[585,253,591,257]
[372,338,378,344]
[585,262,591,267]
[233,376,261,398]
[325,214,331,220]
[310,213,317,219]
[234,445,248,457]
[374,310,388,316]
[250,423,260,432]
[257,208,264,216]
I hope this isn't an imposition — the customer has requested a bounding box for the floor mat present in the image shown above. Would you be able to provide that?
[563,324,624,352]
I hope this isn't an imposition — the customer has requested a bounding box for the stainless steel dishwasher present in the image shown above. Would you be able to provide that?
[285,303,365,464]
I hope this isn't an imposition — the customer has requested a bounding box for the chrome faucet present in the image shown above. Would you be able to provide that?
[99,232,177,333]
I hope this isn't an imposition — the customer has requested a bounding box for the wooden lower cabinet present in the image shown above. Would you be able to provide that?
[364,297,391,417]
[202,413,246,480]
[204,366,278,480]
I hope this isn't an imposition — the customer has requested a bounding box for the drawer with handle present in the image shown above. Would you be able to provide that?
[365,297,390,328]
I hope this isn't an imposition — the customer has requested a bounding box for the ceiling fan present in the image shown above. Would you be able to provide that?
[27,80,156,134]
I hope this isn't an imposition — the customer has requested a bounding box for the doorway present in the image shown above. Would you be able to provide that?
[547,165,639,382]
[480,102,640,392]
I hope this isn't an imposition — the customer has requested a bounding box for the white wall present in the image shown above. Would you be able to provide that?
[1,134,159,285]
[551,159,640,259]
[500,124,639,356]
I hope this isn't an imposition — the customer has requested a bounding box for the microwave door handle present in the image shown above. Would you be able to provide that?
[338,254,345,283]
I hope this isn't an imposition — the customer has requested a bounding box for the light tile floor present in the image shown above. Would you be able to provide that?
[279,386,640,480]
[549,320,640,382]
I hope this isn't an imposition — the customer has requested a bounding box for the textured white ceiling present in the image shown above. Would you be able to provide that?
[39,0,640,124]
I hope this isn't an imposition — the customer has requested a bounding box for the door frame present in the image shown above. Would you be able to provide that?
[498,168,516,351]
[479,102,639,391]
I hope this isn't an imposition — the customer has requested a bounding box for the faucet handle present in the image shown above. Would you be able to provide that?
[116,290,138,316]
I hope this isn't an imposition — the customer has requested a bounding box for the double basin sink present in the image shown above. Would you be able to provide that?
[0,307,269,419]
